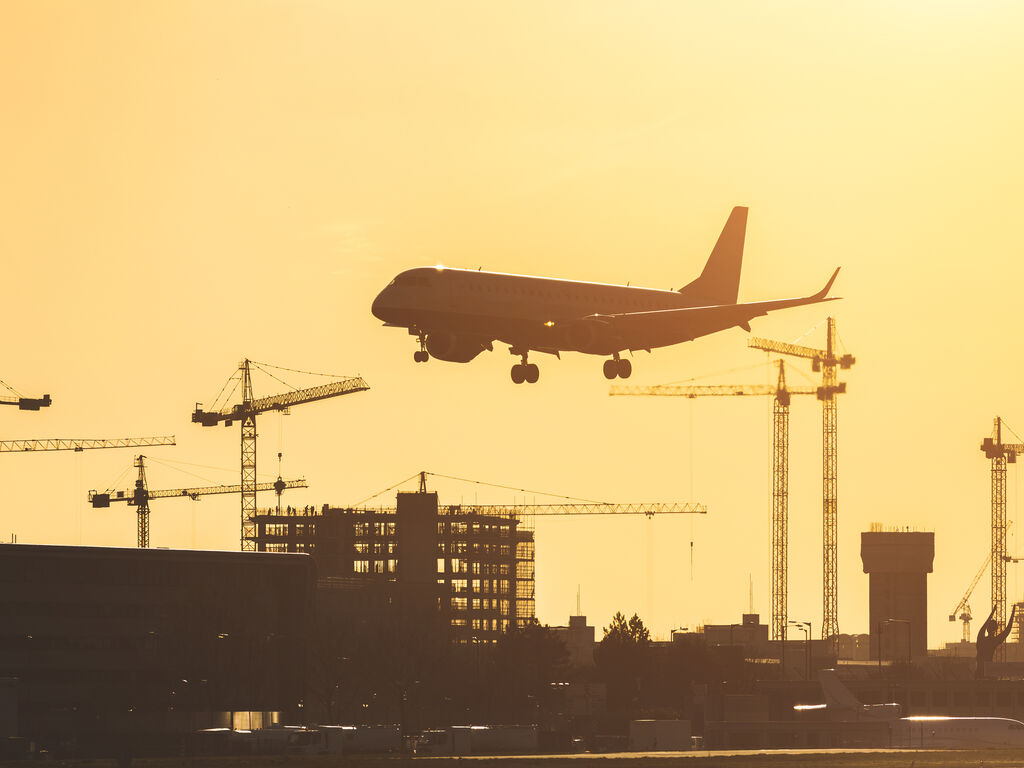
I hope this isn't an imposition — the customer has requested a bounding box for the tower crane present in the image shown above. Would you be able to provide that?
[89,454,309,548]
[949,552,992,643]
[611,360,822,642]
[749,317,855,651]
[192,359,368,550]
[980,417,1024,638]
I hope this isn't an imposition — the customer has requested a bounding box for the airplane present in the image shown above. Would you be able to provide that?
[371,206,841,383]
[798,670,1024,748]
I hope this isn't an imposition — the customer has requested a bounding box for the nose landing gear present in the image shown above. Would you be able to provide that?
[603,353,632,380]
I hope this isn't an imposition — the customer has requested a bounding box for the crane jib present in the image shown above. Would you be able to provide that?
[192,378,369,426]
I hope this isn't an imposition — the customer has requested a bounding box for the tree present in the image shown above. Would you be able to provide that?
[595,612,651,722]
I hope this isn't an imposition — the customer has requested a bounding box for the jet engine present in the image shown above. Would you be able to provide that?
[562,317,612,354]
[425,333,489,363]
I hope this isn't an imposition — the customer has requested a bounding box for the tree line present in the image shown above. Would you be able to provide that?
[305,605,759,736]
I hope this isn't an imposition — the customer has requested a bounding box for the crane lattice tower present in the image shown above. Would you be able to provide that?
[980,416,1024,640]
[750,317,854,651]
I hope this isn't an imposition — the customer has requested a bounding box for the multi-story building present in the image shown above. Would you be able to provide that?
[250,488,536,643]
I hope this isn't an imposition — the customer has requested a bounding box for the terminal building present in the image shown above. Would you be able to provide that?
[249,487,536,643]
[0,543,315,756]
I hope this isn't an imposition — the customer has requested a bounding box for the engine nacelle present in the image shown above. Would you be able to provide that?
[562,317,611,354]
[425,333,488,363]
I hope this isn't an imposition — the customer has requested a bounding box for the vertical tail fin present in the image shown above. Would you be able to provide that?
[819,669,862,710]
[676,206,748,306]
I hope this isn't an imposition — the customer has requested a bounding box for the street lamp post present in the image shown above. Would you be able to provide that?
[789,621,812,681]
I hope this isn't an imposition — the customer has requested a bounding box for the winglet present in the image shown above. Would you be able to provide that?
[811,267,841,301]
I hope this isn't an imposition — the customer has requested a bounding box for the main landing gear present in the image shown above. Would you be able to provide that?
[413,334,429,363]
[510,349,539,384]
[603,353,632,380]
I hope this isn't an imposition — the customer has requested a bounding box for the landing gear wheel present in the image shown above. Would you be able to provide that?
[603,360,618,380]
[617,358,632,379]
[414,333,428,363]
[511,365,526,384]
[524,363,540,384]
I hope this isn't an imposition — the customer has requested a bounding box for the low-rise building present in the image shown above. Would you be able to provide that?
[0,543,315,756]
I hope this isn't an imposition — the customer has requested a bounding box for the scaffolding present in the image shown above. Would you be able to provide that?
[248,495,535,643]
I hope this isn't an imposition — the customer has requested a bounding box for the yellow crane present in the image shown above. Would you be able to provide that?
[89,454,309,548]
[949,552,992,643]
[611,360,818,642]
[748,317,854,651]
[980,417,1024,638]
[193,359,368,550]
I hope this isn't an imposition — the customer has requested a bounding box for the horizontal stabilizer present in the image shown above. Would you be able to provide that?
[586,266,841,347]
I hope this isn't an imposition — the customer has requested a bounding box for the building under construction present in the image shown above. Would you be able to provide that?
[248,487,535,643]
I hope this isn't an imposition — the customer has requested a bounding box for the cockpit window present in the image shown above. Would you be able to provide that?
[393,273,431,288]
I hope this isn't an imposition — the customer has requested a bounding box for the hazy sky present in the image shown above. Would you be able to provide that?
[2,1,1023,647]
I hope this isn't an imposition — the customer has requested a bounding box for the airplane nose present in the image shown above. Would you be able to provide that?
[371,289,388,321]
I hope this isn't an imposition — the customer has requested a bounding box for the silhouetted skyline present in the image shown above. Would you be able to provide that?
[1,2,1022,648]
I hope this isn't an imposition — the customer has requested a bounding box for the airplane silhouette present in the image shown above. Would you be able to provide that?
[371,207,840,383]
[798,669,1024,748]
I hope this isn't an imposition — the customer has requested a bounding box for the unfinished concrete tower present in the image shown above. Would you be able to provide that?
[860,527,935,660]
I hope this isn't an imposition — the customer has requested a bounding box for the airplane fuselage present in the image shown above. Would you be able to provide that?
[894,716,1024,748]
[372,267,698,357]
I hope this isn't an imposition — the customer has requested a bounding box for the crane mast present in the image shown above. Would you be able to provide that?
[750,317,854,652]
[772,361,789,647]
[135,455,150,548]
[241,360,257,550]
[821,319,840,650]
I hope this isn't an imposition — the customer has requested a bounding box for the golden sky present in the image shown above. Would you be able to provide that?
[2,1,1024,647]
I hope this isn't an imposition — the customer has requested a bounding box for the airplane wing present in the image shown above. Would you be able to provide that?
[588,268,840,349]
